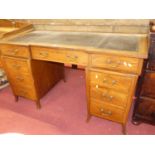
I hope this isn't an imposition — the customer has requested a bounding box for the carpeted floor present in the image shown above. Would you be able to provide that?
[0,68,154,135]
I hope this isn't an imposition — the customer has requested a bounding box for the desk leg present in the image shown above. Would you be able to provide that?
[122,124,127,135]
[86,113,92,122]
[36,100,41,109]
[63,66,66,82]
[14,95,19,102]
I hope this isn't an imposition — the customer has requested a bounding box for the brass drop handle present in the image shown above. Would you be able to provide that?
[106,59,121,67]
[102,92,114,101]
[111,61,121,68]
[106,59,112,64]
[74,55,78,59]
[100,108,112,115]
[103,78,107,83]
[8,49,19,55]
[16,76,24,81]
[66,55,78,59]
[112,80,117,85]
[102,92,107,97]
[95,85,99,89]
[108,95,114,101]
[12,64,21,69]
[20,90,27,96]
[39,51,49,57]
[95,74,98,79]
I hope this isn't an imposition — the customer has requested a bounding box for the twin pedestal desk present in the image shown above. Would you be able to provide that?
[0,29,148,134]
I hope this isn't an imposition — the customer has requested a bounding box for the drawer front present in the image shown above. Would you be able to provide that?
[31,46,88,66]
[90,86,128,108]
[65,51,88,65]
[2,56,30,74]
[91,54,142,74]
[8,73,34,88]
[0,44,30,58]
[90,70,133,93]
[13,86,37,100]
[90,99,125,123]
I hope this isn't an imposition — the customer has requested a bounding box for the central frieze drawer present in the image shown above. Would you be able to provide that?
[90,70,134,93]
[91,54,142,74]
[31,46,88,66]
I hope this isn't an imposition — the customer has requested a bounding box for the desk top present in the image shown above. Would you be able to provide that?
[1,30,148,58]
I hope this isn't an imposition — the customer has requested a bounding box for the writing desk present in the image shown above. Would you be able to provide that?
[0,29,148,134]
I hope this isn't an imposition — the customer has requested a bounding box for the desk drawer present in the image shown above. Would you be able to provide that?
[91,54,142,74]
[90,86,128,108]
[9,73,34,87]
[31,46,88,66]
[0,44,30,58]
[2,56,30,74]
[90,99,124,123]
[13,86,37,100]
[90,70,133,93]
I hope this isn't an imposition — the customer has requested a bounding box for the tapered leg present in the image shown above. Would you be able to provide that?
[122,124,127,135]
[36,100,41,109]
[86,113,92,122]
[63,67,66,82]
[14,95,19,102]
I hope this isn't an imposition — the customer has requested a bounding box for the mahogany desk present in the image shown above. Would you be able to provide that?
[0,29,148,134]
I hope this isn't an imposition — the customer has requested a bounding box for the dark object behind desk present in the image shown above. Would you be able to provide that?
[132,26,155,125]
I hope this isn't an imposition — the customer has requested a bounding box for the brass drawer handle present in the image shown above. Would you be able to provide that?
[123,61,133,68]
[112,80,117,85]
[106,59,112,64]
[102,92,114,101]
[66,55,78,60]
[111,61,121,68]
[95,74,98,79]
[106,59,121,68]
[108,95,114,101]
[16,89,28,96]
[74,55,78,59]
[103,79,117,85]
[100,108,112,115]
[12,64,21,69]
[102,92,107,97]
[103,78,107,83]
[95,85,99,88]
[8,49,19,55]
[39,51,49,57]
[19,90,28,96]
[16,76,24,81]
